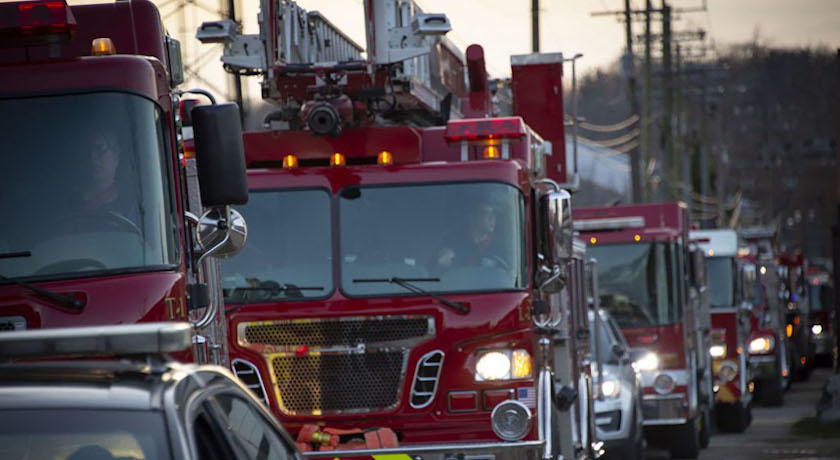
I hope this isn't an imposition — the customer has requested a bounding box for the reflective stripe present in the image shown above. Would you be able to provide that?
[372,455,414,460]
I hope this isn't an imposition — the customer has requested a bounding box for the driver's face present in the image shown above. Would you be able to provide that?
[89,135,119,187]
[474,204,496,234]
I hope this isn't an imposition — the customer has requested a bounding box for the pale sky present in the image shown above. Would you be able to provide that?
[291,0,840,77]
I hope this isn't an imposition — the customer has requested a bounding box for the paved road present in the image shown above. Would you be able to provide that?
[646,368,840,460]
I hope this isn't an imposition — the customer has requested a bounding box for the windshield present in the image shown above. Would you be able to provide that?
[706,257,736,308]
[221,189,332,301]
[340,182,527,296]
[588,242,678,328]
[0,409,171,460]
[0,92,177,280]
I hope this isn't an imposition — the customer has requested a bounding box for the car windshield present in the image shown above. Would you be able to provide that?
[588,242,678,328]
[706,257,736,308]
[0,409,172,460]
[221,189,332,302]
[0,92,177,280]
[340,182,527,296]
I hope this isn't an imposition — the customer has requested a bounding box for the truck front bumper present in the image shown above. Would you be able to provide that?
[302,440,545,460]
[749,355,778,381]
[641,394,687,426]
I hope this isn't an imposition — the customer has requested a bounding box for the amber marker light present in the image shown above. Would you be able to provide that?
[634,234,641,242]
[590,237,597,245]
[483,145,500,159]
[377,151,393,165]
[330,153,346,167]
[282,154,298,169]
[91,37,116,56]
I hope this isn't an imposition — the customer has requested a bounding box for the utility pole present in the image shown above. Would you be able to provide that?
[676,44,690,206]
[661,2,672,201]
[643,0,653,202]
[532,0,539,52]
[833,48,840,372]
[699,68,710,227]
[624,0,642,203]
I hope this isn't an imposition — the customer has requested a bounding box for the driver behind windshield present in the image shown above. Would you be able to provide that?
[435,201,507,272]
[63,132,141,233]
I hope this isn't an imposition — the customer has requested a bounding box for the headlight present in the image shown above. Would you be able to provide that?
[475,349,531,381]
[709,345,727,359]
[748,336,775,354]
[653,374,675,395]
[635,352,659,372]
[812,324,823,336]
[600,379,621,399]
[717,360,738,382]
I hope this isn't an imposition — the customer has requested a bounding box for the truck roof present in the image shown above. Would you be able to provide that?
[689,229,739,256]
[572,202,689,244]
[246,158,529,194]
[0,0,168,67]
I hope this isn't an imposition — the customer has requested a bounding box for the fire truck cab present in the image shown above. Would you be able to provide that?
[575,203,713,459]
[690,229,756,431]
[204,0,600,457]
[0,0,249,365]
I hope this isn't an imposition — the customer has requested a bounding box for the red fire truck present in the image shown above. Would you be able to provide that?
[778,251,815,380]
[203,0,600,458]
[0,0,249,365]
[575,203,713,459]
[805,266,834,366]
[739,227,791,405]
[690,229,755,431]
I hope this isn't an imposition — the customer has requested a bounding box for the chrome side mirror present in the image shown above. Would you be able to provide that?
[196,207,247,259]
[538,264,565,294]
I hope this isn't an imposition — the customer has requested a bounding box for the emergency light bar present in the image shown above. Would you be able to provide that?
[445,117,527,143]
[573,216,645,231]
[0,322,193,359]
[0,0,76,47]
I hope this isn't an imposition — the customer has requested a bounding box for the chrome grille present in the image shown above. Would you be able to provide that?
[271,351,405,414]
[232,359,268,405]
[0,316,25,332]
[241,316,435,415]
[410,350,444,409]
[241,316,433,347]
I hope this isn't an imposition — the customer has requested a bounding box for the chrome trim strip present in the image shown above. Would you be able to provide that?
[231,358,269,405]
[409,350,445,409]
[749,355,775,363]
[302,440,545,458]
[511,52,564,66]
[642,394,684,402]
[643,418,687,426]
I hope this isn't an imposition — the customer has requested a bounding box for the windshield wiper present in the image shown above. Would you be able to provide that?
[0,251,84,309]
[353,277,469,314]
[226,282,324,304]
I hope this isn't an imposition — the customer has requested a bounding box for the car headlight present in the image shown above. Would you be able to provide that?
[653,374,675,395]
[709,344,727,359]
[812,324,823,336]
[634,352,659,372]
[475,349,531,381]
[748,336,775,354]
[599,379,621,399]
[717,360,738,382]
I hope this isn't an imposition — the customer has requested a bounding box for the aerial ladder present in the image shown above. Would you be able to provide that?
[197,0,471,135]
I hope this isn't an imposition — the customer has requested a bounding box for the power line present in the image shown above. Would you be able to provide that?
[573,114,640,132]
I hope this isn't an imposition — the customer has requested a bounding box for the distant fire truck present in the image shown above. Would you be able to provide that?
[575,203,713,459]
[200,0,600,458]
[778,251,815,380]
[690,229,755,431]
[739,227,790,406]
[0,0,249,365]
